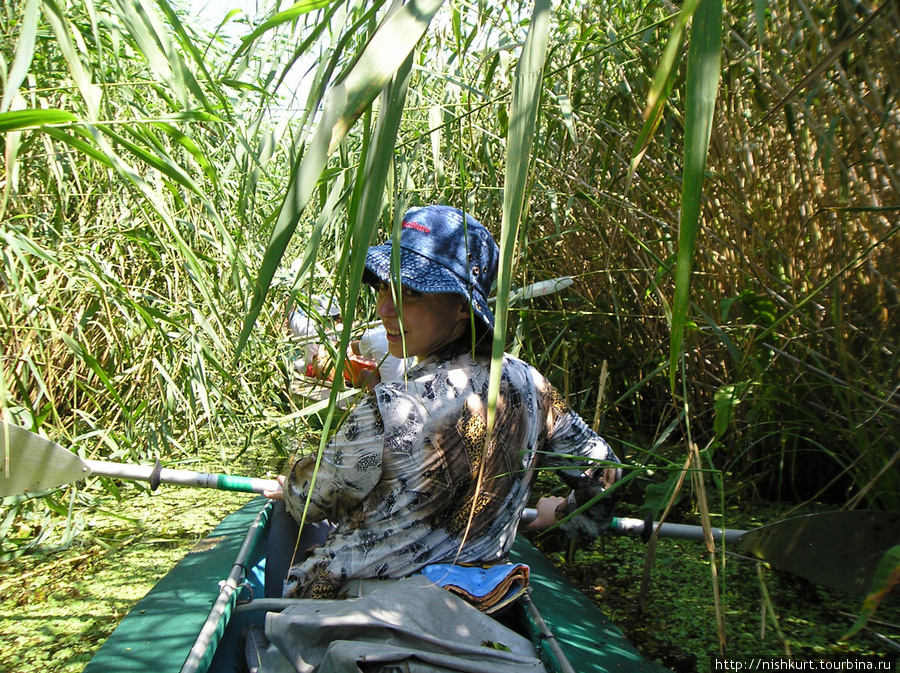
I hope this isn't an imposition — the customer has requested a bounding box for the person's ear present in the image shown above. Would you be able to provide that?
[456,297,470,319]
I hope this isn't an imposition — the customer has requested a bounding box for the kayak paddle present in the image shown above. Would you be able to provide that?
[4,420,897,595]
[0,420,279,498]
[608,513,899,595]
[523,508,899,595]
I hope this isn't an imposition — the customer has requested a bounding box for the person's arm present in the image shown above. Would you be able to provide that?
[540,402,622,540]
[279,398,384,523]
[311,346,336,381]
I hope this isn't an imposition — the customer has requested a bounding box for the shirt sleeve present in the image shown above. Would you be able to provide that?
[283,396,384,523]
[288,309,312,338]
[357,330,375,359]
[358,327,389,361]
[542,394,622,541]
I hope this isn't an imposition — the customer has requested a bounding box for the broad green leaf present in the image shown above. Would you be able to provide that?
[284,174,350,293]
[154,0,231,113]
[0,109,77,132]
[151,122,219,186]
[96,125,206,199]
[624,73,676,198]
[644,0,700,115]
[110,0,202,111]
[296,54,416,531]
[753,0,766,45]
[327,0,445,149]
[236,0,337,58]
[42,127,114,167]
[556,88,577,147]
[236,0,447,359]
[488,0,552,441]
[40,0,102,119]
[428,105,445,188]
[713,382,749,438]
[59,334,127,411]
[0,0,40,114]
[669,0,723,390]
[638,469,686,522]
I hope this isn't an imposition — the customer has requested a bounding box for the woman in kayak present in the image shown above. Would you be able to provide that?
[265,204,621,599]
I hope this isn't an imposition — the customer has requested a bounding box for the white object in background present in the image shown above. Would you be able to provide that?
[489,276,574,305]
[358,326,414,382]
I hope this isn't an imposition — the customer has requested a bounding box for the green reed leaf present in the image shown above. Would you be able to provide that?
[0,109,78,132]
[0,0,41,114]
[489,0,552,417]
[236,0,447,359]
[669,0,722,391]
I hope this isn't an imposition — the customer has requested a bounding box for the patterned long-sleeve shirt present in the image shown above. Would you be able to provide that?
[282,340,621,598]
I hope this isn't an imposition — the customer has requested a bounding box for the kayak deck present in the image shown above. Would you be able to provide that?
[84,497,663,673]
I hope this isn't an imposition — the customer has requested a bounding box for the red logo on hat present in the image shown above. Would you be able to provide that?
[403,220,431,233]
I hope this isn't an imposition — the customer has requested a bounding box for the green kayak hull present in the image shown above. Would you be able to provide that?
[84,497,663,673]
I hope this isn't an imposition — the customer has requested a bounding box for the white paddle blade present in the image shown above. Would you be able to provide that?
[514,276,574,302]
[490,276,575,305]
[0,420,91,497]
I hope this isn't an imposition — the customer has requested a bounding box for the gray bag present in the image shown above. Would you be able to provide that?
[246,575,546,673]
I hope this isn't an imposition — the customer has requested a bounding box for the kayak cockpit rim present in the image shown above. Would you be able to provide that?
[179,501,272,673]
[181,498,575,673]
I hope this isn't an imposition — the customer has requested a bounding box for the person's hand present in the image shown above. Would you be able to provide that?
[523,496,566,531]
[313,349,336,381]
[355,367,381,391]
[264,475,286,500]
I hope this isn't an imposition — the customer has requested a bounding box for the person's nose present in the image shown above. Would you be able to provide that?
[376,289,396,318]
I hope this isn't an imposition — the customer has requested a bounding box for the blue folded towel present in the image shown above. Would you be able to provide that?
[420,563,530,613]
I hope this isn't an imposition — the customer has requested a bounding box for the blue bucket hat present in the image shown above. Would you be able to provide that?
[364,205,499,331]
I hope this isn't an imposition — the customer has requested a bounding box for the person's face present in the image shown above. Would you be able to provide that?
[374,281,470,359]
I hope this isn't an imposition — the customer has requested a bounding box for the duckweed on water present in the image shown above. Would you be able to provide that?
[2,493,897,673]
[0,487,253,673]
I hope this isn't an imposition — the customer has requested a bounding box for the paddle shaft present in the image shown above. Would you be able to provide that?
[607,515,746,545]
[83,459,280,494]
[1,418,281,497]
[488,276,573,305]
[520,508,746,545]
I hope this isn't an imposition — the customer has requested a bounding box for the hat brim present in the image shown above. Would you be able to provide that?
[364,244,494,331]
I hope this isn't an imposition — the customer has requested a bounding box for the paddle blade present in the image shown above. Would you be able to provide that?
[0,420,90,497]
[739,510,900,595]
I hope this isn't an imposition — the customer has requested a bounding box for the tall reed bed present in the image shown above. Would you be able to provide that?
[0,0,317,556]
[2,0,897,660]
[512,0,900,512]
[1,0,896,570]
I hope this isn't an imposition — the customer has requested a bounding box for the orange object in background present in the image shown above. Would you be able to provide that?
[305,349,378,389]
[344,353,378,388]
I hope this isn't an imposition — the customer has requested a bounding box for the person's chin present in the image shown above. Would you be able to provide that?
[387,343,411,359]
